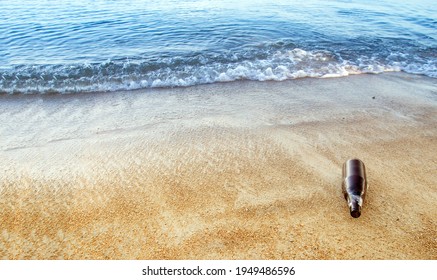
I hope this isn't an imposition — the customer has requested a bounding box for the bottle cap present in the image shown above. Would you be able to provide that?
[350,203,361,218]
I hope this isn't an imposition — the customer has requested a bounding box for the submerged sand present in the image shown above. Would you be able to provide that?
[0,72,436,259]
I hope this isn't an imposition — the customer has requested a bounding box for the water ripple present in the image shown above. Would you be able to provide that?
[1,0,436,93]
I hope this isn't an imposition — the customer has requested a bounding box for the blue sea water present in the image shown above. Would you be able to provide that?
[1,0,436,94]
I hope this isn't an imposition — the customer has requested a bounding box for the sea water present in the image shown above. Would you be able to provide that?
[0,0,436,94]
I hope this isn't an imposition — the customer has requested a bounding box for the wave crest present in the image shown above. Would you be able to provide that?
[1,47,435,94]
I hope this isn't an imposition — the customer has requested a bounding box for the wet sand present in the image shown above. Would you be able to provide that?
[0,72,436,259]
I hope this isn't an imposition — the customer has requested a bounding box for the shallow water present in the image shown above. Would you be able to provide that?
[1,0,436,93]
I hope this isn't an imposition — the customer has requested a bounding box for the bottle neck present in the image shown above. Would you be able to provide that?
[347,195,363,218]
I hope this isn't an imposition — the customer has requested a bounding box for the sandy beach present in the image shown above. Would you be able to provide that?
[0,72,436,259]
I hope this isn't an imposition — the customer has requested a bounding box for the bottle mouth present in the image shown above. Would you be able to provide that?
[350,209,361,218]
[347,195,363,218]
[349,203,362,218]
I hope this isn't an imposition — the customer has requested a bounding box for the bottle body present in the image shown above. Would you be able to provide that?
[342,159,368,218]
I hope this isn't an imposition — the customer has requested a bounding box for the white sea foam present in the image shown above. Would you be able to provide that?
[0,48,435,94]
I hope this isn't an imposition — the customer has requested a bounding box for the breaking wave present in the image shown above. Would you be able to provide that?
[1,45,436,94]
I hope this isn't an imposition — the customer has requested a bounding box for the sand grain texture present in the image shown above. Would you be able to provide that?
[0,73,436,259]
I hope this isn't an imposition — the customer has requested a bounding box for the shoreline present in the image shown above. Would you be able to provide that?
[1,72,436,259]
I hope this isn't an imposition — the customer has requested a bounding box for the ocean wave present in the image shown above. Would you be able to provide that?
[0,47,435,94]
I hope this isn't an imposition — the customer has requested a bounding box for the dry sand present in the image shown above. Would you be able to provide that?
[0,72,436,259]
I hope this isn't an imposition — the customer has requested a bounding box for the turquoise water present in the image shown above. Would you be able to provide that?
[1,0,436,94]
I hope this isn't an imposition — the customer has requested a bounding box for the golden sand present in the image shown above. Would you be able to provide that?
[0,72,436,259]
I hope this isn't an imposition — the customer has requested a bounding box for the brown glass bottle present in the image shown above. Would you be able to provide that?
[342,159,368,218]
